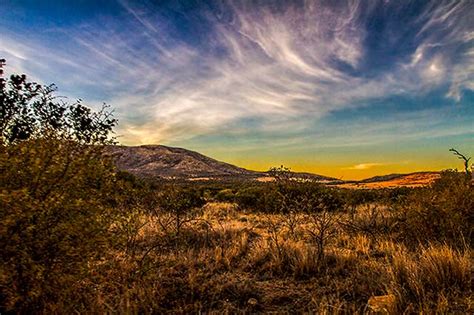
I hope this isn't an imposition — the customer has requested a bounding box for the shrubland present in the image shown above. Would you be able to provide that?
[1,60,472,313]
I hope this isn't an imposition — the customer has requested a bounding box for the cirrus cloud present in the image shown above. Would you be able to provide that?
[0,0,472,148]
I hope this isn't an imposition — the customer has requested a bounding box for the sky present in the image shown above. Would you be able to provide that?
[1,0,473,179]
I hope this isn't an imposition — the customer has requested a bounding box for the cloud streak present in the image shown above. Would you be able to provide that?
[0,0,473,149]
[344,163,385,170]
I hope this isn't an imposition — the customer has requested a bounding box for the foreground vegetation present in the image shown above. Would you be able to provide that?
[3,173,472,313]
[1,59,472,313]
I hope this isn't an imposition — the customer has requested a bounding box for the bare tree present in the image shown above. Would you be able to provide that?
[282,209,303,241]
[265,214,284,260]
[449,148,471,175]
[305,210,338,264]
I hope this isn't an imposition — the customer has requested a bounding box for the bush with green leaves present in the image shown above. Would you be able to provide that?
[214,188,236,203]
[232,177,343,214]
[396,170,473,247]
[154,185,206,235]
[0,59,133,312]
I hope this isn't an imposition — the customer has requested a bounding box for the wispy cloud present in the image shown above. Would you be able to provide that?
[344,163,385,170]
[0,0,472,148]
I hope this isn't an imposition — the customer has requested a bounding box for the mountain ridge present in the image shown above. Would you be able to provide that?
[104,144,337,181]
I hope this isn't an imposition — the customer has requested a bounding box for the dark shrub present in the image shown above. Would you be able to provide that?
[214,189,236,202]
[155,186,206,235]
[233,182,343,214]
[0,59,131,312]
[397,170,473,247]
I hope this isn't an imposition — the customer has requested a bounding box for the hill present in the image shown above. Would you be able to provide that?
[105,145,256,179]
[105,145,337,181]
[337,172,440,189]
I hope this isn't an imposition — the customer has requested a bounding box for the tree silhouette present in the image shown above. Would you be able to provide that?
[0,58,117,146]
[449,148,471,176]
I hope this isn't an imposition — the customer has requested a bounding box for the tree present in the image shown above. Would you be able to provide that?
[449,148,471,176]
[0,59,116,145]
[154,185,206,236]
[0,59,124,312]
[305,210,338,264]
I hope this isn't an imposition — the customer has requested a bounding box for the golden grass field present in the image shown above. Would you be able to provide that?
[85,201,471,314]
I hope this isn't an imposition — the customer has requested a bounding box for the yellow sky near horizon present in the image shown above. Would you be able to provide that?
[195,146,472,181]
[229,159,459,180]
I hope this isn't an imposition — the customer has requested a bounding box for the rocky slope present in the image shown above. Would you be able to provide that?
[105,145,337,181]
[105,145,258,179]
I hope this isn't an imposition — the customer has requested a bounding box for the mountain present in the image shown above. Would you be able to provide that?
[105,145,337,181]
[105,145,256,179]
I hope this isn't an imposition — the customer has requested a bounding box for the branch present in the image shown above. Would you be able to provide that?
[449,148,472,175]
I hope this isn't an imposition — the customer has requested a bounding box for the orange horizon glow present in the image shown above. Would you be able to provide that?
[229,160,461,181]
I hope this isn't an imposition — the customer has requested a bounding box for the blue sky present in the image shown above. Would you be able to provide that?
[1,0,473,179]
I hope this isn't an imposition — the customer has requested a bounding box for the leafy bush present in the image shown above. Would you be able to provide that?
[154,185,206,235]
[233,181,343,214]
[396,170,473,247]
[214,189,236,202]
[0,59,132,312]
[234,186,267,210]
[0,141,121,310]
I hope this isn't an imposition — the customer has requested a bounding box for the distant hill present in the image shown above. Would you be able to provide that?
[359,172,439,183]
[105,145,337,181]
[337,172,440,189]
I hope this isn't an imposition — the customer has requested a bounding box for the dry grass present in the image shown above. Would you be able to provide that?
[388,244,472,312]
[56,201,470,314]
[3,201,471,313]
